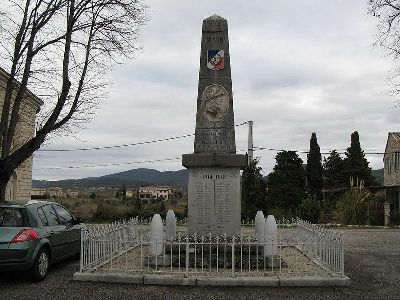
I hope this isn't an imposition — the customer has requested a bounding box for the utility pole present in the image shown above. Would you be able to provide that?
[247,120,253,165]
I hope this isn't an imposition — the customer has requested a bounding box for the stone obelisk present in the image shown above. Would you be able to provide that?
[182,15,247,236]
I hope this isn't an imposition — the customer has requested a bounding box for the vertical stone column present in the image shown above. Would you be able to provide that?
[182,15,247,236]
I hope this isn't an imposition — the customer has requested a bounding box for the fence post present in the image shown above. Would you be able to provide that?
[80,228,84,272]
[340,232,345,276]
[185,236,189,277]
[231,236,235,277]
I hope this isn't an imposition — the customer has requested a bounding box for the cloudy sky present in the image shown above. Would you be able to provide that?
[33,0,398,181]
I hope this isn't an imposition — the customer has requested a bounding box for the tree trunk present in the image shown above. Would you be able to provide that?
[0,160,12,204]
[0,180,8,204]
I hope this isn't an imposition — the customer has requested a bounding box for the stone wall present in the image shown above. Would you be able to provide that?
[384,152,400,187]
[0,69,42,203]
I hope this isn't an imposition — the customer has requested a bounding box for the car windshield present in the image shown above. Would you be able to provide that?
[0,207,30,227]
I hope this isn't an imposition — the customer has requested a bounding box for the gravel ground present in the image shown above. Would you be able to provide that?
[98,245,330,278]
[1,228,399,300]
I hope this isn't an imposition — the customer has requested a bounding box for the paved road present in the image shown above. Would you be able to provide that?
[1,228,400,300]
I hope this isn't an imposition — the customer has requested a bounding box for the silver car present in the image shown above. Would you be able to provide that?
[0,200,86,281]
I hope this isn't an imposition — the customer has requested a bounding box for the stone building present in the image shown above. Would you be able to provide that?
[0,67,43,203]
[384,132,400,220]
[138,186,172,202]
[125,189,137,198]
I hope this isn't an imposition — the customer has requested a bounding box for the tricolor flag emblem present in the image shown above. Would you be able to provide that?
[207,49,224,70]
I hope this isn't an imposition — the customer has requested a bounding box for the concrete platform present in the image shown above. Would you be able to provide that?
[73,272,350,287]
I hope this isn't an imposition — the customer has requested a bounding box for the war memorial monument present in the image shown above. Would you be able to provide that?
[182,14,247,236]
[74,15,348,287]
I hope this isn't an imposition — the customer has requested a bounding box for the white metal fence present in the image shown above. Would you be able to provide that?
[80,218,344,277]
[296,219,344,275]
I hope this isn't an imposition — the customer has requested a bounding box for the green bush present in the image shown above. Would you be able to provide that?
[336,189,370,225]
[267,207,295,221]
[298,196,321,223]
[368,193,384,226]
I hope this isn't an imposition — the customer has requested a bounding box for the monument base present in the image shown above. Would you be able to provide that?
[187,167,241,236]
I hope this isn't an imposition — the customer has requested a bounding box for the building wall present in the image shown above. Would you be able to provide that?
[386,187,400,216]
[384,152,400,187]
[138,186,172,200]
[384,134,400,187]
[0,70,42,203]
[31,188,47,196]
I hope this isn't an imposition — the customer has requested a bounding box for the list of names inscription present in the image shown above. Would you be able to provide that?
[188,168,240,235]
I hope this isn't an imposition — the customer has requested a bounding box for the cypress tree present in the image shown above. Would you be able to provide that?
[306,132,323,201]
[343,131,376,187]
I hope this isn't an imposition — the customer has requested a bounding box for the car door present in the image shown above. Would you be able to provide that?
[40,204,67,261]
[52,204,80,256]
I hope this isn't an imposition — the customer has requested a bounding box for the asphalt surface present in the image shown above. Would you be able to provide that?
[1,228,399,300]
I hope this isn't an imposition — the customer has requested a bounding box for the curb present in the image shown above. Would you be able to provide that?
[73,272,350,287]
[73,272,144,284]
[144,274,196,286]
[280,276,350,287]
[196,276,279,287]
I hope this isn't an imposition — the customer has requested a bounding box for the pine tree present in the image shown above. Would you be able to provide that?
[241,158,266,220]
[306,132,323,201]
[267,151,306,215]
[343,131,376,187]
[323,150,346,189]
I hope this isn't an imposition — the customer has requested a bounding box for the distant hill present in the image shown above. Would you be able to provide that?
[33,167,384,189]
[372,168,384,186]
[33,168,188,189]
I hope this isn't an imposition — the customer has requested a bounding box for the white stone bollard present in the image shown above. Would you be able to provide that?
[150,214,164,256]
[264,214,278,257]
[255,211,265,243]
[165,210,177,240]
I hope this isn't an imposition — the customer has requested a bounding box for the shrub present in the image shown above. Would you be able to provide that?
[267,207,295,221]
[368,193,384,226]
[298,196,321,223]
[336,189,371,225]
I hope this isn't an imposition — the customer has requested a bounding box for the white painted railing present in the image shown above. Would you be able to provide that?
[296,219,344,275]
[80,218,345,277]
[80,217,139,272]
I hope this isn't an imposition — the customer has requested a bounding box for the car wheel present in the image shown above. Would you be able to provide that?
[30,248,50,282]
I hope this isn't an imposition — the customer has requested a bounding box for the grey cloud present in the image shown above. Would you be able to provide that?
[33,0,396,180]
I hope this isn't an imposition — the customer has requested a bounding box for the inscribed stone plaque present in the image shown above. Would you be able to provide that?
[188,167,241,235]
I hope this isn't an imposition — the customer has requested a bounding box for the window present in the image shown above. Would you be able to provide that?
[37,207,48,226]
[53,205,73,224]
[0,208,30,227]
[41,205,59,226]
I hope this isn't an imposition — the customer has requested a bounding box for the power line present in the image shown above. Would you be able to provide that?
[35,157,181,170]
[253,146,384,155]
[37,121,250,152]
[35,147,384,170]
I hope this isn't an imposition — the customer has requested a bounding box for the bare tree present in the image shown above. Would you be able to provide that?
[0,0,148,202]
[369,1,400,102]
